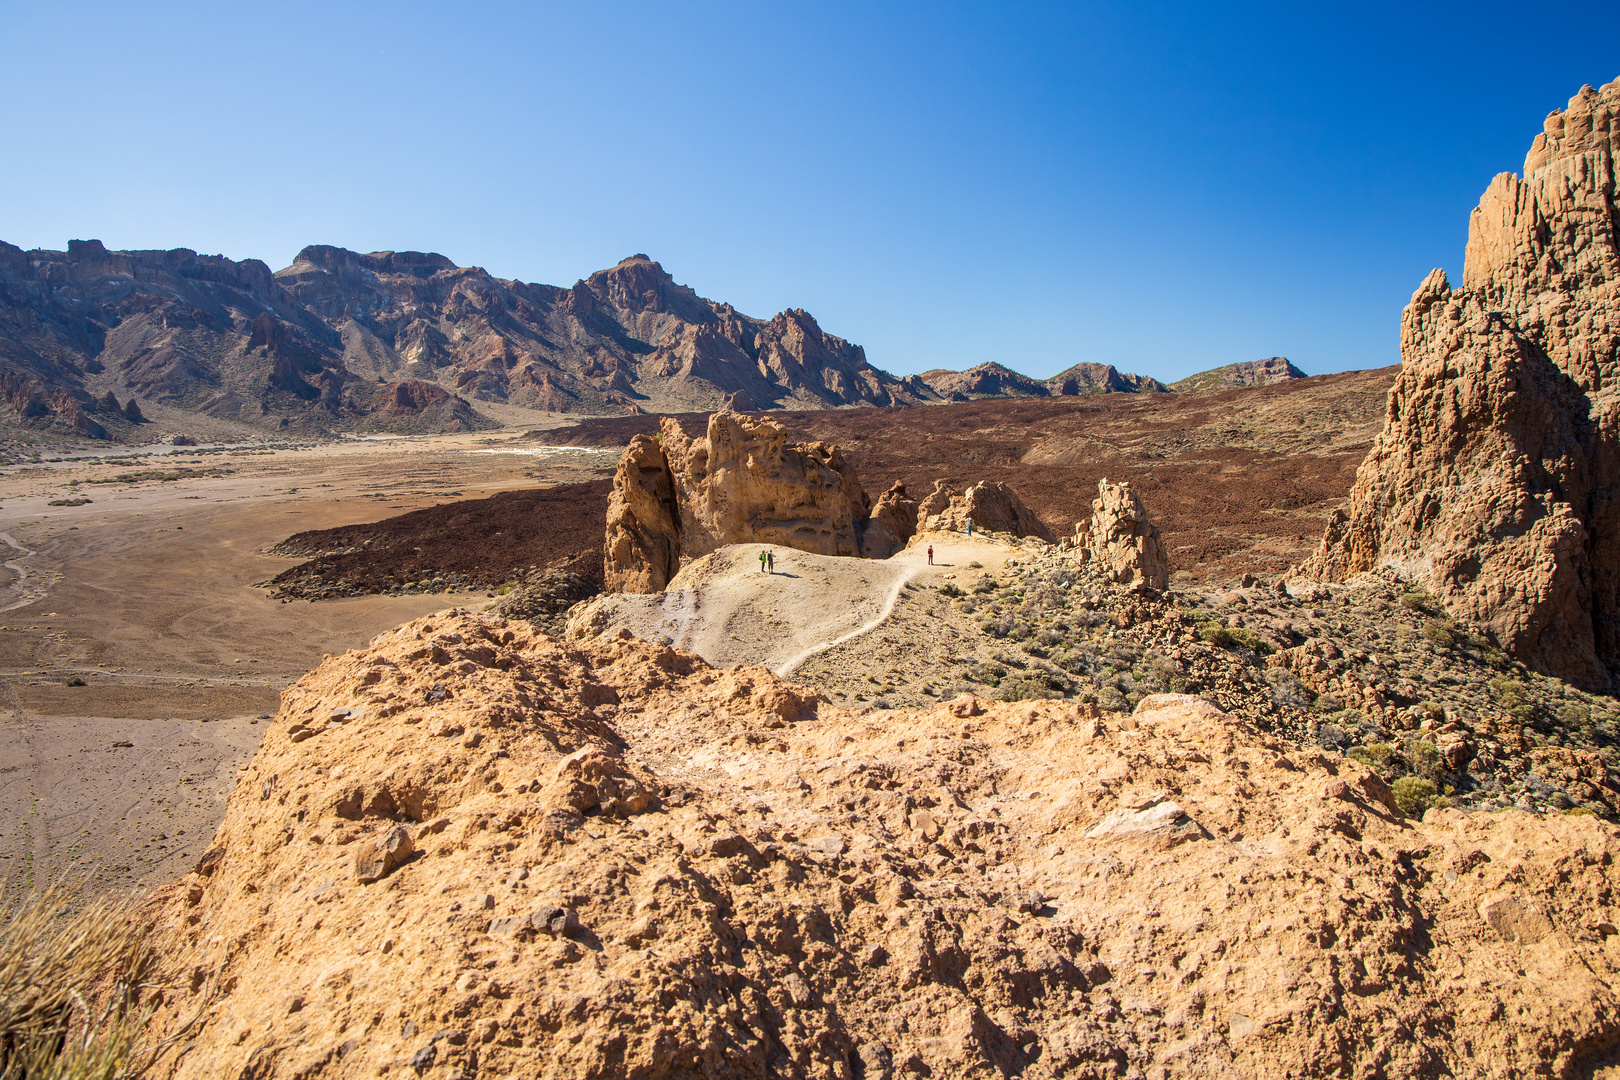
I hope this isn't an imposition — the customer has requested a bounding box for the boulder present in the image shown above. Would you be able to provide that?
[916,480,1055,541]
[1086,479,1169,589]
[1302,78,1620,691]
[859,481,917,559]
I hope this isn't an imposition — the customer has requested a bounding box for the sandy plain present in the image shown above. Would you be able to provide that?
[0,421,615,893]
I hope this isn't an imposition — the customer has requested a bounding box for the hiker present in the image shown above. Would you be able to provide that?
[767,550,775,573]
[928,544,934,565]
[759,549,768,573]
[967,521,973,536]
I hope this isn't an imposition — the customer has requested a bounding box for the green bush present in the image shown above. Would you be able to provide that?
[1407,738,1441,778]
[1391,776,1439,817]
[1095,686,1129,712]
[1400,590,1444,616]
[1421,619,1456,649]
[1197,622,1271,654]
[1489,676,1538,725]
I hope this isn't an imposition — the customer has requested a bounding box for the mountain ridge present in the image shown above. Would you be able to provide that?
[0,242,935,438]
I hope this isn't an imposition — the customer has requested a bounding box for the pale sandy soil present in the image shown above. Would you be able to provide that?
[0,421,612,893]
[570,531,1029,676]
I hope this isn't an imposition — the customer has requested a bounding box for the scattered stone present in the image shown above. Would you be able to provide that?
[531,906,578,936]
[354,824,415,884]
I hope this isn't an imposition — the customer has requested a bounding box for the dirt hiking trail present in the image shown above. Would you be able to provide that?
[568,532,1027,675]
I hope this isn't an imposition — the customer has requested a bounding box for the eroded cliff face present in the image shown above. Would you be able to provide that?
[1304,78,1620,690]
[140,610,1620,1079]
[0,245,930,437]
[603,411,870,592]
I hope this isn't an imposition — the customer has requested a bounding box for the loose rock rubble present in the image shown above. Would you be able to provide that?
[140,610,1620,1078]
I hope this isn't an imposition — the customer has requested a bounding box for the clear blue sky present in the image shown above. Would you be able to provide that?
[2,2,1616,383]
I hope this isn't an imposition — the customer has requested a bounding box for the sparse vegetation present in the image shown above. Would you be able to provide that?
[1392,776,1441,817]
[0,880,158,1080]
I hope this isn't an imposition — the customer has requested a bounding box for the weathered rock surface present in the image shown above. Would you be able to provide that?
[1084,479,1169,589]
[141,609,1620,1079]
[1303,78,1620,690]
[602,434,683,593]
[859,481,918,559]
[604,411,870,592]
[916,480,1057,541]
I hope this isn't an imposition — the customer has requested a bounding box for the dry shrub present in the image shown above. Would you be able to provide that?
[0,880,154,1080]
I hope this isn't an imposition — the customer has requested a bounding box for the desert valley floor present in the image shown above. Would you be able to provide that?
[0,370,1395,895]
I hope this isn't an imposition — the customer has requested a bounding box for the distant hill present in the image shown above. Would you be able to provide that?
[1171,357,1307,393]
[917,363,1052,401]
[919,361,1166,401]
[0,242,933,440]
[1044,362,1168,395]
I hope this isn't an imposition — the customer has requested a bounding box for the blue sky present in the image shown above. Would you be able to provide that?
[2,2,1616,383]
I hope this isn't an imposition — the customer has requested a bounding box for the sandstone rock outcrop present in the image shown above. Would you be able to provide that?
[139,609,1620,1079]
[604,411,869,592]
[1084,478,1169,589]
[1303,78,1620,690]
[602,434,682,593]
[859,481,918,559]
[915,479,1057,541]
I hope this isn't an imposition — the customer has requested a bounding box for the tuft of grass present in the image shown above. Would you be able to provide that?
[0,879,157,1079]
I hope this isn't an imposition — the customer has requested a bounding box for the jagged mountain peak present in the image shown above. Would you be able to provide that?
[0,239,934,438]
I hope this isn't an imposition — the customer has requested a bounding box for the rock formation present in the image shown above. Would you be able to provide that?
[602,434,684,593]
[859,481,918,559]
[138,608,1620,1079]
[916,479,1057,541]
[918,362,1055,401]
[0,241,929,437]
[1083,479,1169,589]
[1302,78,1620,690]
[604,411,869,592]
[1171,357,1307,393]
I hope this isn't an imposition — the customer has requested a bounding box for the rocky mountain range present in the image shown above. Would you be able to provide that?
[916,358,1305,401]
[0,244,934,437]
[0,233,1320,439]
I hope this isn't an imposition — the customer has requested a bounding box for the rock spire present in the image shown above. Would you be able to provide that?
[1302,78,1620,690]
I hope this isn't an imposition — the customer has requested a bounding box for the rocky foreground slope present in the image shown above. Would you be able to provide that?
[1305,78,1620,692]
[139,609,1620,1079]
